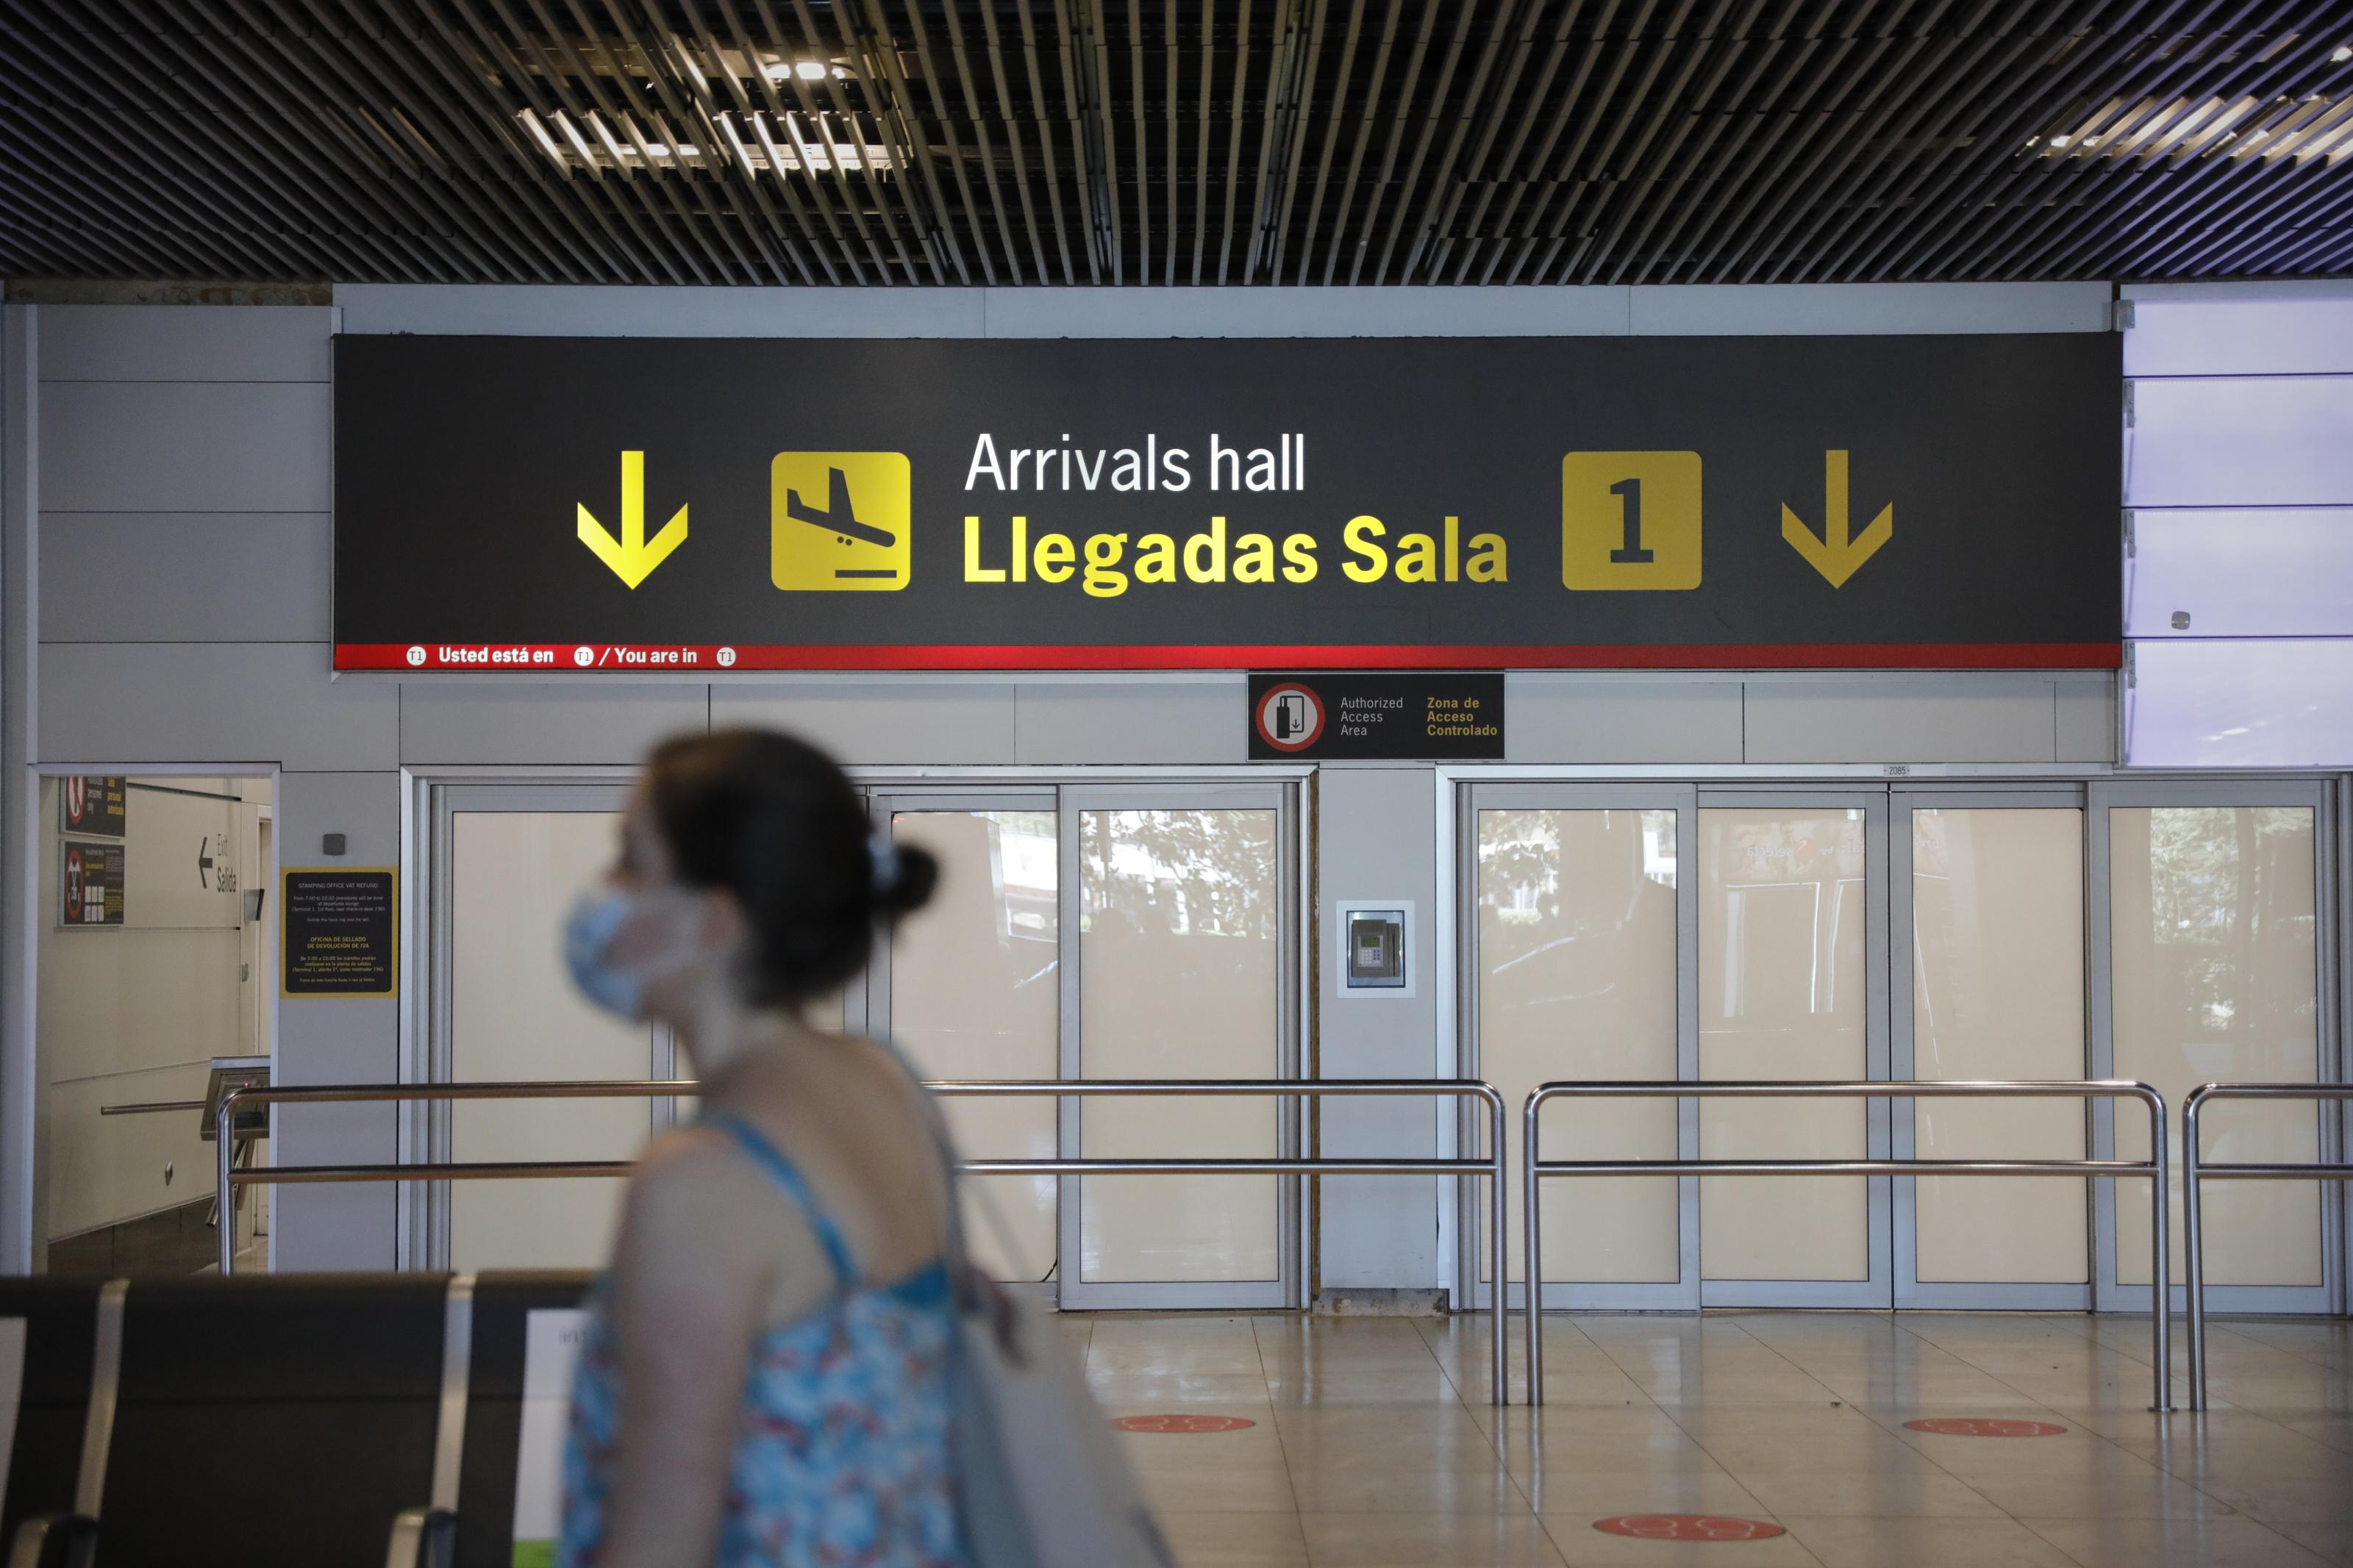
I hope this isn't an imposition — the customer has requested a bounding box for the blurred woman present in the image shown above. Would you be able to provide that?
[556,728,967,1568]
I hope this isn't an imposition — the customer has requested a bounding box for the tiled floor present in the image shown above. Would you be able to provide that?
[1075,1311,2353,1567]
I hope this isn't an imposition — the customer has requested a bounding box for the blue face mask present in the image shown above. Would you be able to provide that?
[563,887,651,1020]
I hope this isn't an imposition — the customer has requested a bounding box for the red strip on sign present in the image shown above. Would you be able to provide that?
[338,641,2122,673]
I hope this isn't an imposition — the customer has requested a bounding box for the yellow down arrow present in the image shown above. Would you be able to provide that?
[1781,449,1891,589]
[578,451,688,589]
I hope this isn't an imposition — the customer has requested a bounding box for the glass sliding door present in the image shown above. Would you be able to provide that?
[1467,785,1694,1311]
[1060,786,1299,1309]
[2094,783,2333,1314]
[429,786,662,1272]
[1696,792,1890,1306]
[1893,791,2090,1308]
[867,795,1060,1286]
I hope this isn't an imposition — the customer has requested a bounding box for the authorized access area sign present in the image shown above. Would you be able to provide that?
[1251,673,1504,760]
[334,334,2121,672]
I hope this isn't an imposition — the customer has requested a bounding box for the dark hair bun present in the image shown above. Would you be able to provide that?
[641,728,934,1006]
[872,842,939,917]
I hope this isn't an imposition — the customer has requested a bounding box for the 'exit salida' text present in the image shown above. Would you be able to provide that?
[963,514,1507,598]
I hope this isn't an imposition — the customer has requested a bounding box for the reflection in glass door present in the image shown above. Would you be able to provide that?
[1894,794,2089,1308]
[1462,776,2339,1317]
[430,787,660,1272]
[1469,787,1693,1311]
[1063,788,1297,1309]
[2096,785,2331,1313]
[1696,794,1889,1306]
[868,798,1060,1285]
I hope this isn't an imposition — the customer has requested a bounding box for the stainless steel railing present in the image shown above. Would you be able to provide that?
[2182,1081,2353,1411]
[214,1076,1514,1406]
[1522,1080,2174,1413]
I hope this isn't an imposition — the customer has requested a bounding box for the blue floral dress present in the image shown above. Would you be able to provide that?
[557,1112,971,1568]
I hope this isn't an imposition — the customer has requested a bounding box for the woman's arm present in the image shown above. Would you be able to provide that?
[591,1136,778,1568]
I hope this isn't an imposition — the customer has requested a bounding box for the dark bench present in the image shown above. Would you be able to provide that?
[0,1278,107,1560]
[1,1271,594,1568]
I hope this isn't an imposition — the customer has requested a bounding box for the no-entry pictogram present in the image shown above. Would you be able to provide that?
[1904,1417,2067,1437]
[1109,1414,1257,1433]
[1592,1515,1785,1542]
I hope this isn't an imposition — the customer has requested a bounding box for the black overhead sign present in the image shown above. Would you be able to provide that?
[334,334,2121,673]
[1252,673,1504,761]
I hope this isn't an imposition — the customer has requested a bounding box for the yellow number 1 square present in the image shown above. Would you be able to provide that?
[1561,451,1702,591]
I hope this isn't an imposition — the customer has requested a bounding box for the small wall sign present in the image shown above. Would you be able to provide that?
[60,839,125,927]
[1249,672,1504,760]
[282,867,398,998]
[61,776,128,837]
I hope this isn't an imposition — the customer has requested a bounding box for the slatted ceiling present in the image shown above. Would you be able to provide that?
[2,3,2350,287]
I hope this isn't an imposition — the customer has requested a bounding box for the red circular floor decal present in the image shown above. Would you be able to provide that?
[1904,1417,2068,1437]
[1592,1516,1786,1542]
[1109,1414,1256,1433]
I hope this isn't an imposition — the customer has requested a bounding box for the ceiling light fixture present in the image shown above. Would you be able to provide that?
[2332,44,2352,62]
[517,108,879,175]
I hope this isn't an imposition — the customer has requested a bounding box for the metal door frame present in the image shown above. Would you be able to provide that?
[1055,781,1304,1311]
[2088,777,2340,1317]
[1890,784,2096,1309]
[1454,782,1699,1312]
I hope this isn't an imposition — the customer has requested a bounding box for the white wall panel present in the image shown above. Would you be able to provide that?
[400,683,708,765]
[1013,681,1243,764]
[2127,508,2353,640]
[39,382,332,512]
[39,643,397,770]
[41,513,331,643]
[270,769,402,1272]
[38,305,332,382]
[2125,640,2353,768]
[1314,766,1440,1290]
[1743,677,2059,764]
[710,681,1017,764]
[2124,286,2353,765]
[2124,285,2353,376]
[1632,282,2112,336]
[338,283,986,339]
[339,282,2113,340]
[2127,376,2353,507]
[1507,676,1742,763]
[981,284,1632,338]
[46,1065,217,1239]
[3,306,35,1272]
[2055,676,2118,763]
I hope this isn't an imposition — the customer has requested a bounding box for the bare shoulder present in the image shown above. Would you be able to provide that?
[620,1125,765,1239]
[633,1122,745,1186]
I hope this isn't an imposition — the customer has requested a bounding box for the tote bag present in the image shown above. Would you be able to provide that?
[950,1282,1174,1568]
[890,1046,1174,1568]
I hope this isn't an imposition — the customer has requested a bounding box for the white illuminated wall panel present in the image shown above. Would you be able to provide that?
[2122,284,2353,767]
